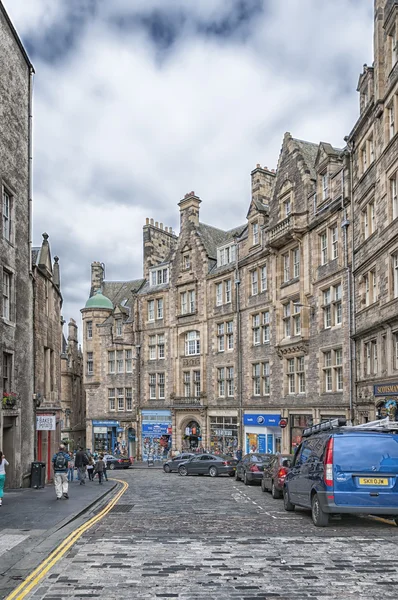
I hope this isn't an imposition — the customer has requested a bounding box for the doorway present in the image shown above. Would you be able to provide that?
[183,420,201,450]
[3,417,16,488]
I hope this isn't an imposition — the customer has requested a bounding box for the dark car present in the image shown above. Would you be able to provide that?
[284,417,398,527]
[178,454,237,477]
[235,453,272,485]
[163,453,195,473]
[103,454,130,470]
[262,454,293,498]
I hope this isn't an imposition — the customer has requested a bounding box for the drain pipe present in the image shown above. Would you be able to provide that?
[234,236,243,452]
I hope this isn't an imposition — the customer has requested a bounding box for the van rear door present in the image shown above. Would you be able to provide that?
[333,433,398,507]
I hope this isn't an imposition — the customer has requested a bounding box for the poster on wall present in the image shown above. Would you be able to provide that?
[141,412,172,461]
[36,415,56,431]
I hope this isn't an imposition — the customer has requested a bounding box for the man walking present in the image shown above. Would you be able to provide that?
[52,444,70,500]
[75,446,89,485]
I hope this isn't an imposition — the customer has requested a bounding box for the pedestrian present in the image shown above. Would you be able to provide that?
[87,456,95,481]
[236,448,243,462]
[94,454,105,484]
[0,451,9,506]
[103,455,108,481]
[67,452,75,482]
[52,444,70,500]
[75,446,89,485]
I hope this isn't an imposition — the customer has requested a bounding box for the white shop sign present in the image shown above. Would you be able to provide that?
[214,429,233,436]
[94,427,107,434]
[36,415,56,431]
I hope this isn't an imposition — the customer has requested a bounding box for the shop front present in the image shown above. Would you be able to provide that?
[289,414,312,453]
[374,382,398,420]
[243,413,281,455]
[209,416,238,455]
[141,410,172,461]
[92,420,119,453]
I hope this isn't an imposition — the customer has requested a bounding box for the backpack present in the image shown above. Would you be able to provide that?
[54,452,68,470]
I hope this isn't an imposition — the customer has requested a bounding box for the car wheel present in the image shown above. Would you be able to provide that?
[244,472,250,486]
[209,466,218,477]
[283,487,295,511]
[163,464,171,473]
[109,463,115,470]
[271,481,281,499]
[178,465,188,477]
[261,480,267,493]
[311,494,329,527]
[235,470,241,482]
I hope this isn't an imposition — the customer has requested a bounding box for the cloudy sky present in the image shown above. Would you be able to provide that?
[4,0,373,328]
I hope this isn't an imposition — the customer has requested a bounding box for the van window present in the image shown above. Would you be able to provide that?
[295,442,311,466]
[334,434,398,472]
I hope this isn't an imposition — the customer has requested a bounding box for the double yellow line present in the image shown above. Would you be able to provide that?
[7,478,128,600]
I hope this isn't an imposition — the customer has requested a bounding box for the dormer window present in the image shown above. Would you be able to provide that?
[150,267,169,286]
[321,173,329,201]
[217,243,236,267]
[183,255,190,270]
[252,222,259,246]
[115,319,122,337]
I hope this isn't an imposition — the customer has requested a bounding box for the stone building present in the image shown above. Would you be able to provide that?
[0,1,35,488]
[60,319,85,450]
[32,233,63,481]
[349,0,398,423]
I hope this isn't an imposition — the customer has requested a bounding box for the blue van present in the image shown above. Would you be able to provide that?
[284,418,398,527]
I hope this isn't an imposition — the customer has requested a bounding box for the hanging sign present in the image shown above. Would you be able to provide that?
[36,415,56,431]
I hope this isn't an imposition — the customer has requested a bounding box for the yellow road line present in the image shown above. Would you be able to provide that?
[6,478,128,600]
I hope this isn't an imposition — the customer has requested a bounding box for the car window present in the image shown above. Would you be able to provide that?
[295,442,312,465]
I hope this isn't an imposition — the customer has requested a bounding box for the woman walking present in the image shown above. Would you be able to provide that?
[0,451,9,506]
[87,456,95,481]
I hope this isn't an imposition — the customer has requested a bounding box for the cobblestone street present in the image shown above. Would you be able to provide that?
[17,468,398,600]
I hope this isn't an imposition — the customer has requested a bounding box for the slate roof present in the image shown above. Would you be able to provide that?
[198,223,246,259]
[293,138,320,179]
[102,279,145,306]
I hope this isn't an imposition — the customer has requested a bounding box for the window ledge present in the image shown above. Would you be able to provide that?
[280,277,299,289]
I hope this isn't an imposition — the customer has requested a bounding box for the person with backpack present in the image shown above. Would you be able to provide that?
[94,454,105,484]
[52,444,70,500]
[74,446,89,485]
[0,451,9,506]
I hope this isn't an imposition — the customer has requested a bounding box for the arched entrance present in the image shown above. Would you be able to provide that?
[182,420,202,451]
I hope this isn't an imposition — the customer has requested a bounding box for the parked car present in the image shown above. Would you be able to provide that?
[103,454,130,470]
[178,454,237,477]
[284,417,398,527]
[262,454,293,498]
[163,453,195,473]
[235,453,272,485]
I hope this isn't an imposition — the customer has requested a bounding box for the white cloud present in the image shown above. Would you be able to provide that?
[2,0,374,327]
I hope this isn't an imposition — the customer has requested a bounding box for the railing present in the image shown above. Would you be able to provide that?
[173,397,203,407]
[269,215,292,241]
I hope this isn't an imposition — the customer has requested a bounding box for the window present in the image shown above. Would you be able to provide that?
[185,331,200,356]
[108,351,115,374]
[320,225,338,265]
[251,270,258,295]
[331,225,338,260]
[262,311,270,343]
[260,265,267,292]
[389,102,395,141]
[282,248,299,282]
[86,320,93,340]
[283,303,291,338]
[263,362,270,395]
[149,373,164,400]
[320,231,328,265]
[363,270,377,306]
[3,270,11,320]
[217,320,234,351]
[282,301,301,338]
[3,352,11,393]
[293,248,300,278]
[157,298,163,319]
[158,334,165,359]
[293,303,301,336]
[334,284,342,324]
[181,290,195,314]
[283,253,290,283]
[252,314,260,345]
[217,368,225,397]
[394,253,398,299]
[252,222,259,245]
[391,174,398,220]
[149,374,156,399]
[108,388,115,411]
[216,283,222,306]
[253,363,261,395]
[117,388,124,411]
[2,188,11,242]
[183,372,191,397]
[394,333,398,370]
[361,146,367,173]
[87,352,93,375]
[215,279,232,306]
[363,201,376,238]
[217,323,225,352]
[125,349,132,372]
[364,340,378,376]
[150,267,169,286]
[149,335,156,360]
[148,300,155,321]
[391,27,398,68]
[158,373,165,398]
[217,244,236,266]
[287,356,305,394]
[322,284,342,327]
[284,198,291,218]
[183,255,190,270]
[225,279,231,303]
[117,350,124,373]
[322,173,329,201]
[126,388,132,411]
[115,319,122,337]
[227,367,234,397]
[226,320,234,349]
[322,348,343,392]
[149,334,165,359]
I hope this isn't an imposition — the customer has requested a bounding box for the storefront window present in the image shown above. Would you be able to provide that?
[290,414,313,453]
[210,416,238,455]
[93,428,113,452]
[377,400,397,420]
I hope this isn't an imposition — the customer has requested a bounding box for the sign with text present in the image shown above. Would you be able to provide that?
[36,415,56,431]
[374,383,398,396]
[243,414,281,427]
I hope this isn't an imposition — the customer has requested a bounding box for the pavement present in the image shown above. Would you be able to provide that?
[0,476,118,599]
[8,468,398,600]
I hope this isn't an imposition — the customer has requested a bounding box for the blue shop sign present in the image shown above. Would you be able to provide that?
[243,414,281,426]
[117,427,124,433]
[142,422,171,435]
[92,420,120,427]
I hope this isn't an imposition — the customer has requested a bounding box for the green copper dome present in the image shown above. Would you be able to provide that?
[85,290,113,310]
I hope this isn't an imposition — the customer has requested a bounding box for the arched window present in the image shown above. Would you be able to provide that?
[185,331,200,356]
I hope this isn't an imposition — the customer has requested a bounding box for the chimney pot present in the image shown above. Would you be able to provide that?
[256,163,260,168]
[160,223,163,230]
[165,226,168,232]
[150,218,154,225]
[264,166,268,171]
[155,221,159,228]
[146,217,149,225]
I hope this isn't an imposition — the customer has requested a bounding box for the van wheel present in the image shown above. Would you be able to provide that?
[311,494,329,527]
[271,481,281,499]
[283,487,295,511]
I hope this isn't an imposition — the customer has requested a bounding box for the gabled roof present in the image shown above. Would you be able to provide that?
[102,279,145,306]
[246,198,269,219]
[198,222,246,259]
[0,1,34,71]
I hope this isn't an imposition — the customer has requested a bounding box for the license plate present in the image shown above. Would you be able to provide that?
[359,477,389,486]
